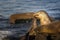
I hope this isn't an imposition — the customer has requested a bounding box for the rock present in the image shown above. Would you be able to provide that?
[0,31,13,40]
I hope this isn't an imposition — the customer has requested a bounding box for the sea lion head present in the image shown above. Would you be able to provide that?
[34,10,48,19]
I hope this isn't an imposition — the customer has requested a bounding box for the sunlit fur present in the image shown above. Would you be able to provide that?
[34,10,52,26]
[34,10,60,33]
[34,10,53,33]
[34,10,60,40]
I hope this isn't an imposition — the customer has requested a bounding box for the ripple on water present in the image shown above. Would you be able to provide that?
[0,19,32,39]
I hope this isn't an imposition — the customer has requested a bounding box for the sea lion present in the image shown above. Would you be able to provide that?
[9,12,34,24]
[34,10,60,40]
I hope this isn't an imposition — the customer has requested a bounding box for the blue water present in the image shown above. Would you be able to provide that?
[0,0,60,39]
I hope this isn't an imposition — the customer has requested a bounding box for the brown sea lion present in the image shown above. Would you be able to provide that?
[34,10,60,40]
[9,12,34,24]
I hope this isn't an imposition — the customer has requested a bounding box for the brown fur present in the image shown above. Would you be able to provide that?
[9,12,34,24]
[35,21,60,33]
[35,21,60,40]
[34,10,53,22]
[34,10,60,40]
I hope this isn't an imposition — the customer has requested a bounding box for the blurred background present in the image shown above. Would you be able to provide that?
[0,0,60,39]
[0,0,60,19]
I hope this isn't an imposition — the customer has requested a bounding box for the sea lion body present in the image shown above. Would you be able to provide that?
[9,12,34,24]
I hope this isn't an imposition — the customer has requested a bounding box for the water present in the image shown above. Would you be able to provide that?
[0,0,60,40]
[0,19,32,40]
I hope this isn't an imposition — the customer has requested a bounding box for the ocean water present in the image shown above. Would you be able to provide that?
[0,19,32,39]
[0,0,60,40]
